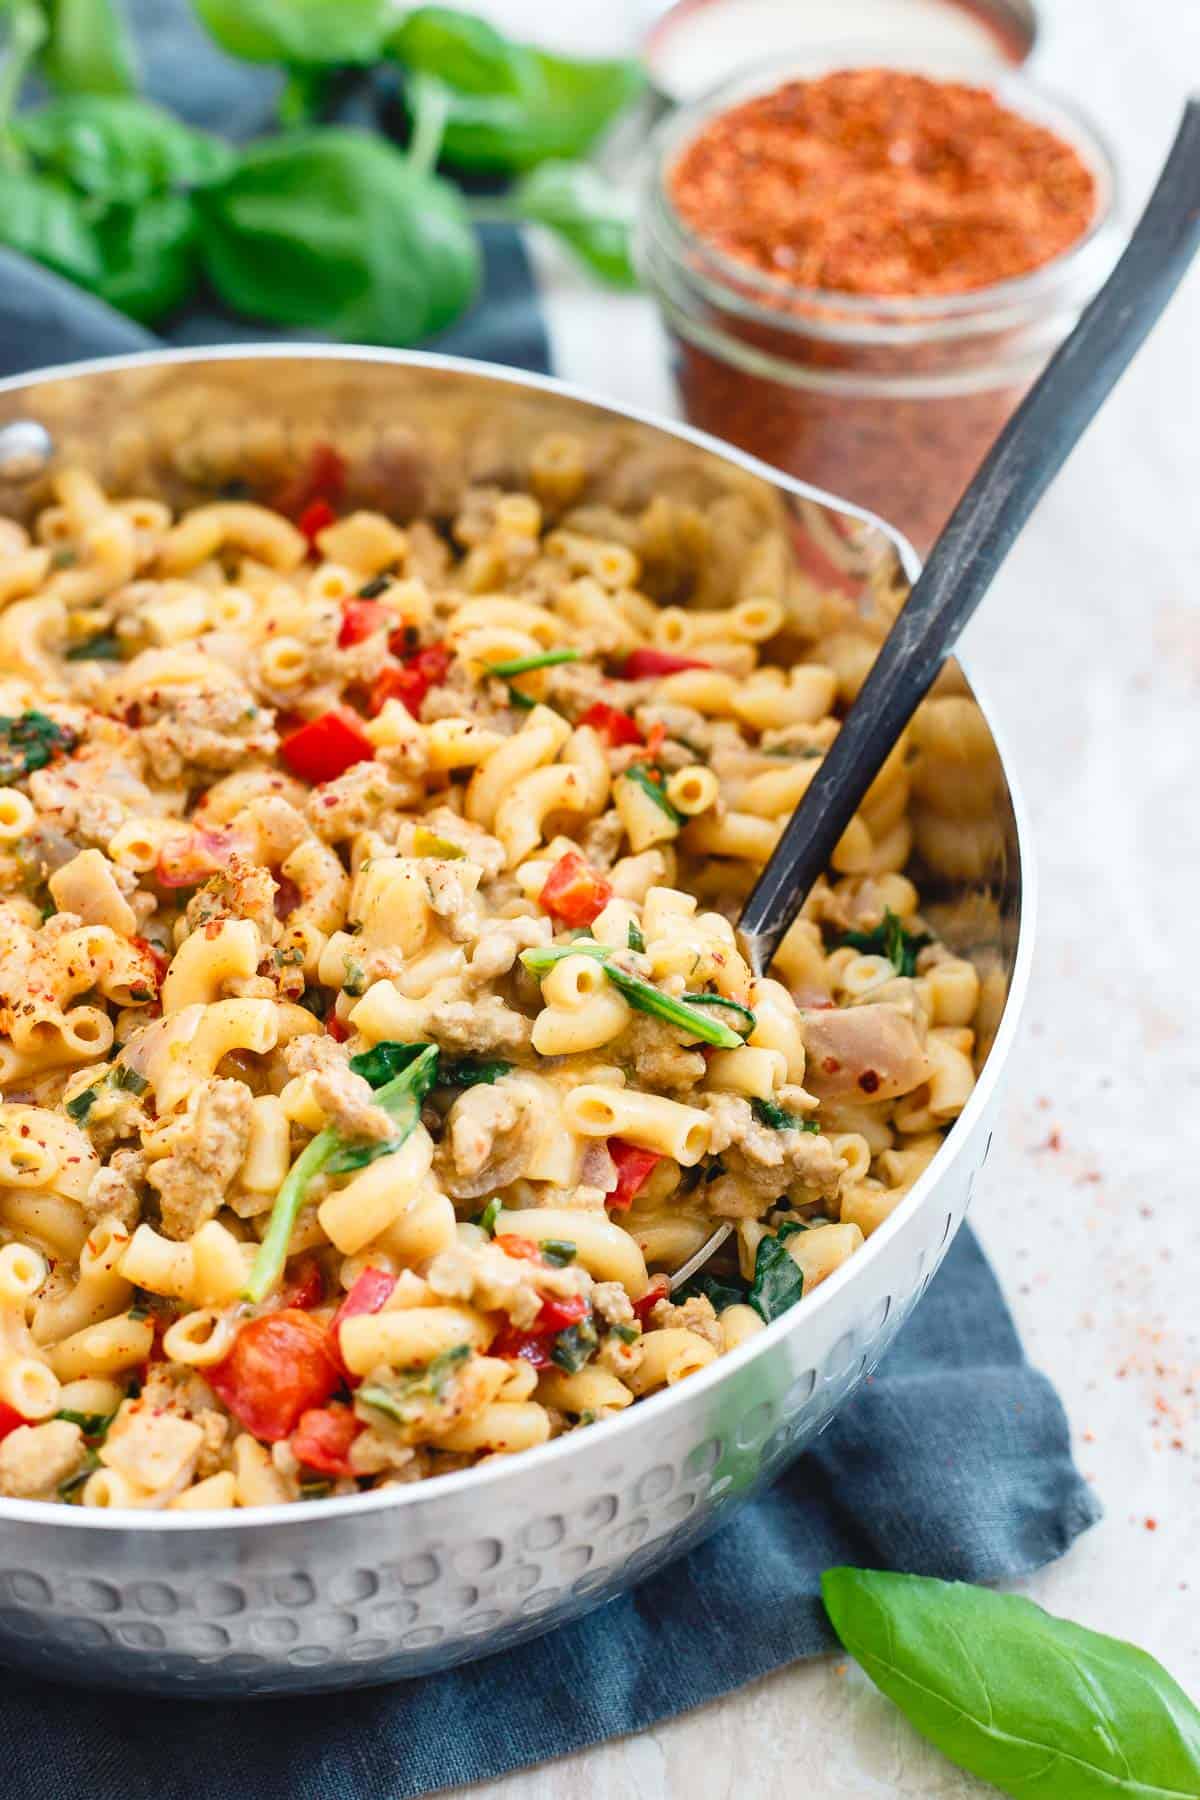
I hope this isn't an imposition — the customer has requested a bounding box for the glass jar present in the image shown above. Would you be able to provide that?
[637,53,1119,554]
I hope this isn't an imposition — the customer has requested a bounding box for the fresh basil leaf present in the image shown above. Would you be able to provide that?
[90,192,198,323]
[821,1568,1200,1800]
[440,1057,512,1088]
[747,1231,803,1323]
[193,0,392,65]
[17,97,234,203]
[507,161,636,288]
[0,171,100,285]
[39,0,137,95]
[839,908,932,979]
[391,9,643,172]
[277,66,333,127]
[197,130,480,345]
[349,1039,429,1090]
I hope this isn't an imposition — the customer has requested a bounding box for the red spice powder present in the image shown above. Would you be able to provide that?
[668,70,1097,297]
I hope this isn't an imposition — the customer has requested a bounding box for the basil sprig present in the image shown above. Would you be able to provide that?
[822,1568,1200,1799]
[244,1044,439,1303]
[521,942,744,1050]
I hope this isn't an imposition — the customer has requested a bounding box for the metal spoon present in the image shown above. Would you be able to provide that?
[675,97,1200,1292]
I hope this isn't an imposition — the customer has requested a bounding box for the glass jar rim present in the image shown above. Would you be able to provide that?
[642,48,1121,338]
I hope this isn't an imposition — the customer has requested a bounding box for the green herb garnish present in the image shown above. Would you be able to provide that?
[521,941,743,1050]
[620,763,683,825]
[297,984,330,1021]
[55,1408,117,1439]
[611,1322,640,1344]
[674,1270,749,1313]
[112,1064,148,1095]
[839,908,932,979]
[244,1044,439,1302]
[627,920,645,953]
[357,573,391,599]
[474,1196,502,1236]
[341,955,367,996]
[411,826,466,859]
[64,1084,99,1123]
[747,1231,804,1323]
[539,1238,576,1266]
[485,648,580,677]
[0,711,77,784]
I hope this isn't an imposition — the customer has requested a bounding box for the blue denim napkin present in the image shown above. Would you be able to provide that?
[0,5,1100,1791]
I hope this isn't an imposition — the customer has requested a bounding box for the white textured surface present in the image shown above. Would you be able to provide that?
[455,1,1200,1792]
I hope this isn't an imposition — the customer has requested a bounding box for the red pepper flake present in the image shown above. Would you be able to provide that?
[1145,1517,1158,1531]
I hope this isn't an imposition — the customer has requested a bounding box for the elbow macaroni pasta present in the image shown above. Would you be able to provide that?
[0,457,987,1508]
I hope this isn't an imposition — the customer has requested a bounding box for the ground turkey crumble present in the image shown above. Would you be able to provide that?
[700,1092,844,1218]
[146,1078,254,1239]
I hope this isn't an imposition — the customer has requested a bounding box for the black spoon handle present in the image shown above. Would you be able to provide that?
[737,97,1200,975]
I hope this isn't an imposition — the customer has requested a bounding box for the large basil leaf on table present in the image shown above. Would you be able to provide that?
[507,161,636,288]
[91,192,198,324]
[38,0,137,95]
[16,97,234,204]
[822,1568,1200,1798]
[196,129,481,345]
[192,0,394,65]
[390,7,644,172]
[0,171,100,285]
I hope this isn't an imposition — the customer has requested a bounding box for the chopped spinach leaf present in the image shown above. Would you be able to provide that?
[440,1056,512,1088]
[58,1448,100,1501]
[349,1039,429,1089]
[112,1064,148,1095]
[297,984,330,1020]
[539,1238,576,1266]
[65,632,122,661]
[675,1269,749,1313]
[56,1408,117,1439]
[839,908,932,979]
[747,1231,804,1323]
[356,573,392,598]
[551,1315,598,1373]
[752,1097,820,1133]
[626,919,645,953]
[0,711,78,784]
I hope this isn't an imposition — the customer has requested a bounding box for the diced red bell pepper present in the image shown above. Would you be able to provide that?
[488,1326,554,1368]
[281,1256,324,1311]
[493,1234,542,1263]
[632,1275,670,1322]
[280,709,374,784]
[338,598,390,648]
[578,701,644,747]
[207,1310,340,1442]
[272,443,347,521]
[0,1402,28,1444]
[623,649,712,678]
[539,850,612,929]
[298,499,337,547]
[606,1138,662,1211]
[155,826,243,889]
[291,1403,362,1478]
[369,643,453,718]
[533,1293,588,1334]
[326,1015,350,1043]
[328,1267,396,1381]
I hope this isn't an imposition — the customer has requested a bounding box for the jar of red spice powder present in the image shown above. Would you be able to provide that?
[637,56,1119,553]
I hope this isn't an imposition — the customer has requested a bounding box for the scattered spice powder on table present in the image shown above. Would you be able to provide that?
[650,68,1106,551]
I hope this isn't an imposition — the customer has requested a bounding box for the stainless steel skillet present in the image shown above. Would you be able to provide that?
[0,345,1031,1695]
